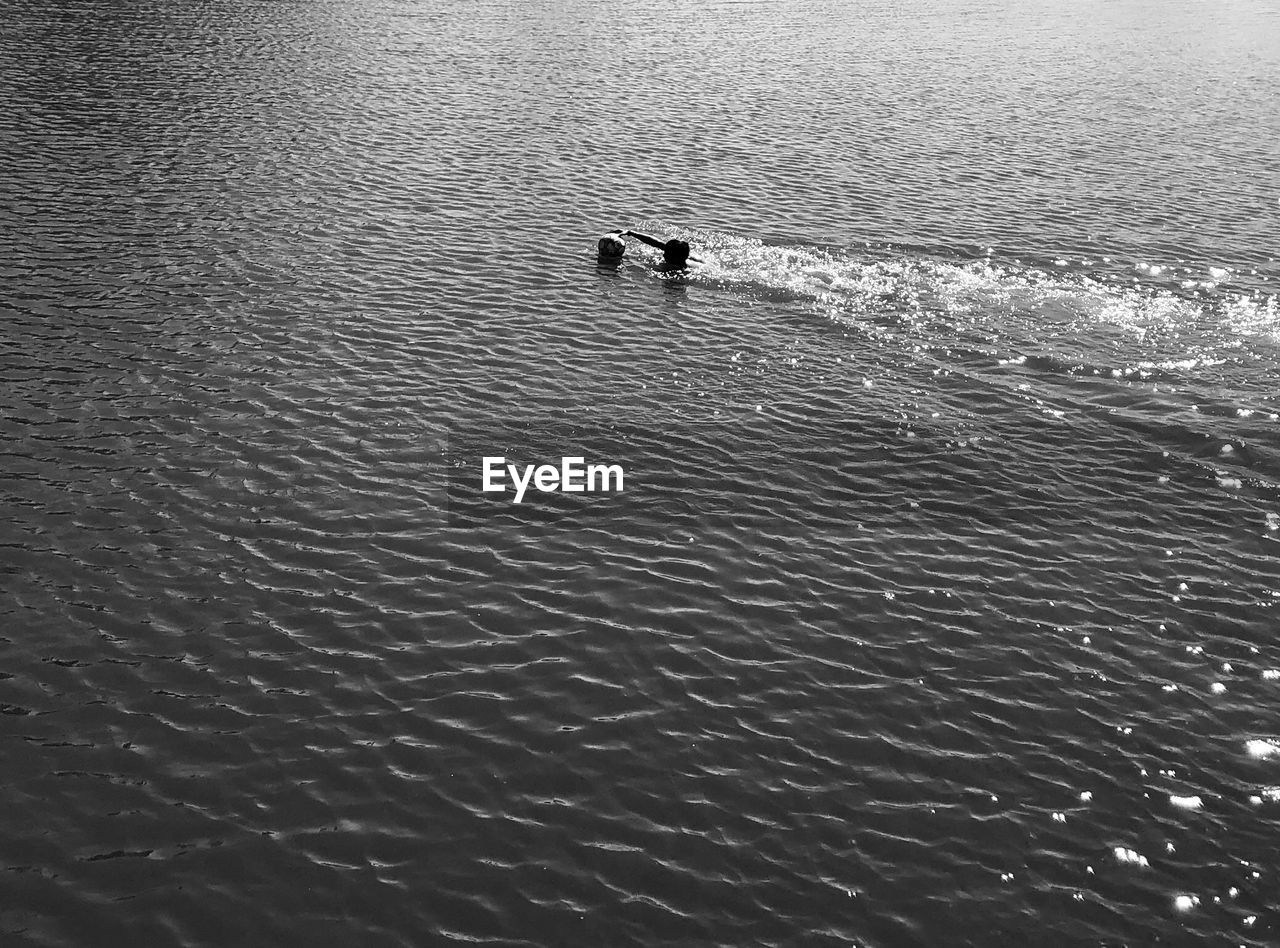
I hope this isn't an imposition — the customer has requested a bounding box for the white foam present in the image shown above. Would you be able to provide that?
[1222,292,1280,338]
[1245,738,1280,759]
[1114,847,1149,867]
[1170,794,1203,810]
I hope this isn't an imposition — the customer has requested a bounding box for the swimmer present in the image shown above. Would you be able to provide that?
[622,230,699,267]
[597,231,626,259]
[597,229,700,268]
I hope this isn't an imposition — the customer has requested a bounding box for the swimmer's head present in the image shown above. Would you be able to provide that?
[663,239,691,266]
[598,235,625,258]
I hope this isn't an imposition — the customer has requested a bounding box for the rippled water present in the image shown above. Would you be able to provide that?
[3,0,1280,945]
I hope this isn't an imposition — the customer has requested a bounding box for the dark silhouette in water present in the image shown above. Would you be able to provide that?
[597,230,699,268]
[597,232,626,259]
[624,230,694,267]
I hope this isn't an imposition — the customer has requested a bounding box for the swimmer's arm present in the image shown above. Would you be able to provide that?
[623,230,666,251]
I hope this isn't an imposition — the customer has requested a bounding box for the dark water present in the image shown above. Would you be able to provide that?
[3,0,1280,945]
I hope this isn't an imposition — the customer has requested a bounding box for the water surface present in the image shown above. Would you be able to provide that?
[3,1,1279,945]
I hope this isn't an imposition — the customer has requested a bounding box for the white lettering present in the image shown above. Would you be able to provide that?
[533,464,559,493]
[482,457,506,492]
[561,456,585,492]
[510,462,536,504]
[482,456,625,502]
[588,463,624,492]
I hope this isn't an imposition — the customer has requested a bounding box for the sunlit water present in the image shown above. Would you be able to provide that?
[3,1,1279,945]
